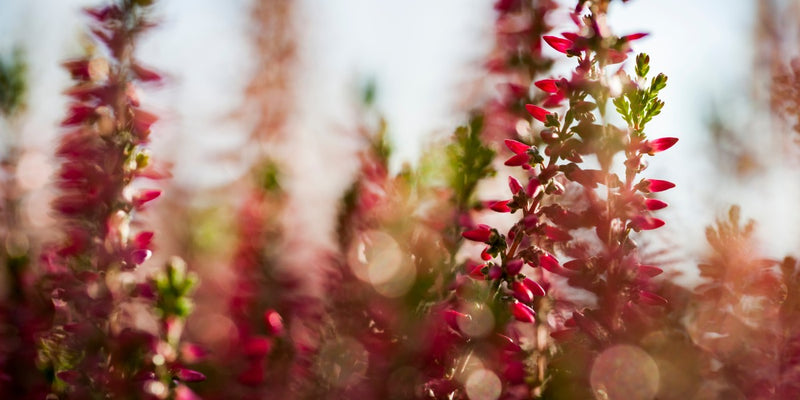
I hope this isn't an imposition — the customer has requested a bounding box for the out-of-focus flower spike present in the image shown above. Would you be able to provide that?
[444,309,468,331]
[61,105,96,126]
[525,104,551,122]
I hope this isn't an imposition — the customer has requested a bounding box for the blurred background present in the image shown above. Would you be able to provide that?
[1,0,800,285]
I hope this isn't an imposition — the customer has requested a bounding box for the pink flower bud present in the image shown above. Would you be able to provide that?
[543,35,573,53]
[646,179,675,192]
[526,178,541,197]
[525,104,551,122]
[645,198,668,210]
[508,176,523,194]
[462,224,492,242]
[522,278,546,296]
[534,79,559,93]
[504,139,529,155]
[480,247,492,261]
[509,302,536,323]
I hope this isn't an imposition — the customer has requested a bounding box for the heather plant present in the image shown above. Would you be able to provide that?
[458,1,679,398]
[33,1,202,398]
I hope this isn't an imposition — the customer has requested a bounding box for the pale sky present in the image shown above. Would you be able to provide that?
[3,0,798,277]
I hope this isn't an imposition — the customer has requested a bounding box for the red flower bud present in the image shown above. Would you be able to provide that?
[630,216,665,231]
[488,265,503,280]
[543,35,573,53]
[504,139,529,155]
[622,32,649,41]
[509,302,536,323]
[512,281,534,303]
[522,278,546,296]
[489,200,511,213]
[481,247,492,261]
[637,265,663,277]
[642,137,678,154]
[534,79,559,93]
[525,104,551,122]
[508,176,523,194]
[506,259,523,275]
[133,189,162,209]
[645,198,668,210]
[538,253,560,272]
[646,179,675,192]
[504,153,530,167]
[462,224,493,242]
